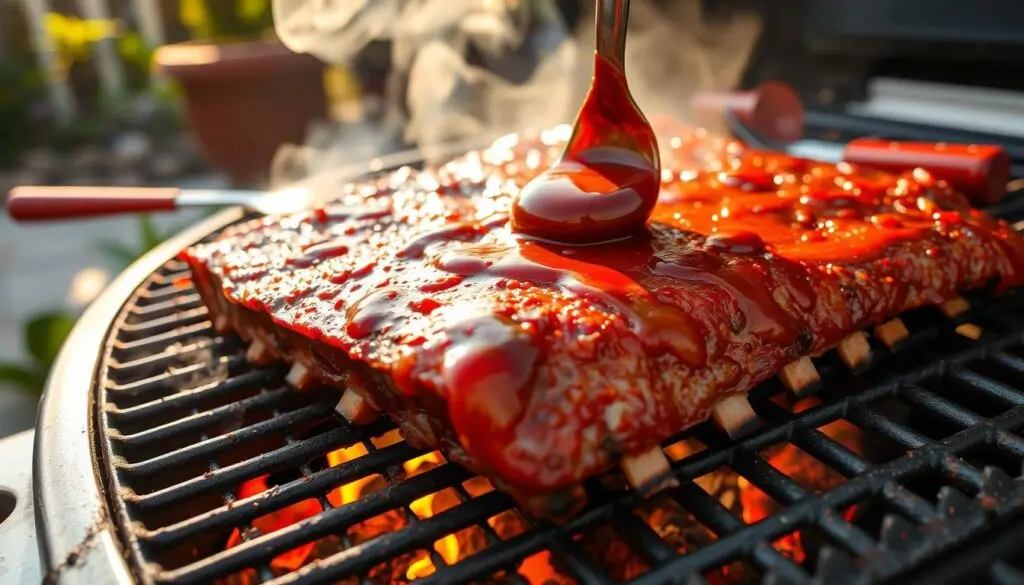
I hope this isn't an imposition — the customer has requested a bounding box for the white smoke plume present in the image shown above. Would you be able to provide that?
[622,1,762,130]
[269,0,762,186]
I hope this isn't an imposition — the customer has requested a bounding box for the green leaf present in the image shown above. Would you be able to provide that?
[25,311,77,368]
[116,31,156,73]
[97,240,141,269]
[0,362,45,394]
[138,214,163,250]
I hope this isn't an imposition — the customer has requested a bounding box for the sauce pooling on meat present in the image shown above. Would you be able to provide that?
[510,44,660,242]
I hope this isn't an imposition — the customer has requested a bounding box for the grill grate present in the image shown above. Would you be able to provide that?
[95,125,1024,585]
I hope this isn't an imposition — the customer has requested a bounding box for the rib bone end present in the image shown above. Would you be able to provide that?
[335,390,381,426]
[873,318,909,351]
[778,356,821,397]
[244,338,274,366]
[621,447,679,496]
[711,394,760,439]
[940,297,970,318]
[213,314,231,334]
[837,331,871,372]
[236,326,253,342]
[956,323,982,340]
[285,362,317,391]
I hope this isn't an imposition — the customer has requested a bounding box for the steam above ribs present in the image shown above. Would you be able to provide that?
[183,125,1024,518]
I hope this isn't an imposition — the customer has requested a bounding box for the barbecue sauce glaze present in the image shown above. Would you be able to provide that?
[192,123,1024,495]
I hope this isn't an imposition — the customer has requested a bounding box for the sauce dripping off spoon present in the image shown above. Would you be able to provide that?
[510,0,660,244]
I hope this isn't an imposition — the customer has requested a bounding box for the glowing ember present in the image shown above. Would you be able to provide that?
[741,412,864,563]
[222,474,323,581]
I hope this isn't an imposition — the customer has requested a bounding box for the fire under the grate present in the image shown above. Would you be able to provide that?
[216,395,867,585]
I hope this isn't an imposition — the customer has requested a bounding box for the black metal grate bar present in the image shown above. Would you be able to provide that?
[112,322,216,354]
[880,482,939,525]
[91,135,1024,585]
[108,337,237,381]
[138,440,422,547]
[730,454,807,505]
[105,355,246,399]
[614,512,680,565]
[125,424,387,512]
[992,563,1024,585]
[948,369,1024,407]
[110,381,291,446]
[125,293,203,318]
[116,402,336,477]
[901,384,986,427]
[795,430,871,475]
[554,540,616,585]
[844,405,930,449]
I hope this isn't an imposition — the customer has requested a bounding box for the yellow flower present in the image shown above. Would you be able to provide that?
[43,13,120,76]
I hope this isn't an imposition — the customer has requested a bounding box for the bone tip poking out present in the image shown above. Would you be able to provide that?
[621,446,679,495]
[836,331,872,372]
[956,323,983,340]
[286,362,316,391]
[244,337,275,366]
[940,297,971,318]
[873,318,910,351]
[778,356,821,397]
[711,394,761,439]
[335,390,381,426]
[213,314,231,334]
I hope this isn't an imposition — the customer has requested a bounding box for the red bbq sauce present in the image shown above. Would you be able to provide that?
[510,51,660,244]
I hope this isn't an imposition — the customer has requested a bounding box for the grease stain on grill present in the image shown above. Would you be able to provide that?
[93,176,1024,585]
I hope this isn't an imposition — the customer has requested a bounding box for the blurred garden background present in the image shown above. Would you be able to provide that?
[0,0,376,434]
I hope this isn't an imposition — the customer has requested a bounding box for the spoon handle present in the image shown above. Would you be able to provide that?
[595,0,629,71]
[6,186,181,221]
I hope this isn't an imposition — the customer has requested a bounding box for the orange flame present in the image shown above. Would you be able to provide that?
[740,414,864,563]
[403,450,459,579]
[326,430,470,581]
[224,475,322,571]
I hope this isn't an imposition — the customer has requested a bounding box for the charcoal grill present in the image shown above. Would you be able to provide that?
[28,114,1024,585]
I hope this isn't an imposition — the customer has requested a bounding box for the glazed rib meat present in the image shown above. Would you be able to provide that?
[183,125,1024,518]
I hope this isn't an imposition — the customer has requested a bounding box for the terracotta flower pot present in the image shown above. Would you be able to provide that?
[154,40,327,187]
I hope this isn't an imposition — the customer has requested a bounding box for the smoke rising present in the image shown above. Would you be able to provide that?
[269,0,762,187]
[622,2,762,134]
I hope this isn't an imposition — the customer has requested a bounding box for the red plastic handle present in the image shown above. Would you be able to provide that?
[690,81,805,144]
[842,139,1012,205]
[5,186,181,222]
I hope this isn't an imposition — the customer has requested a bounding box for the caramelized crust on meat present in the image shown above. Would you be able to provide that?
[183,125,1024,515]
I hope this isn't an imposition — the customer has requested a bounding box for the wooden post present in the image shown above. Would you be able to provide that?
[132,0,167,90]
[77,0,126,99]
[20,0,77,123]
[133,0,165,48]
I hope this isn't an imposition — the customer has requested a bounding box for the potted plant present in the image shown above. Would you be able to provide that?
[153,0,327,187]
